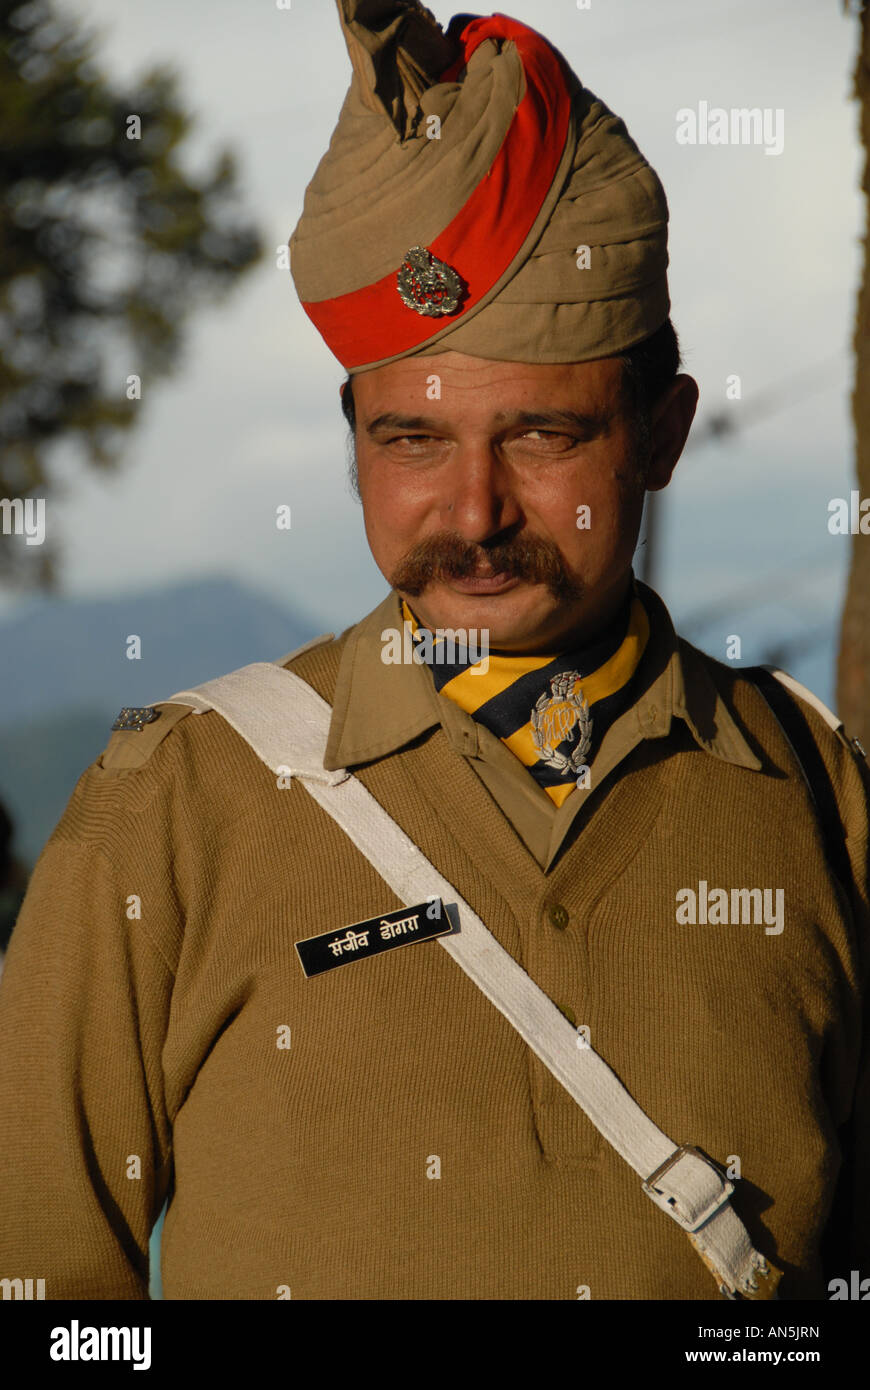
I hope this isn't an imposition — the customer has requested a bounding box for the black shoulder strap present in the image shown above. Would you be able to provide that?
[744,666,852,895]
[747,667,868,1283]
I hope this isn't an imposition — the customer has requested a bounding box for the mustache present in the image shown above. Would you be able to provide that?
[388,531,584,603]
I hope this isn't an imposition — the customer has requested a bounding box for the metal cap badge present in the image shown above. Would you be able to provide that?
[396,246,464,317]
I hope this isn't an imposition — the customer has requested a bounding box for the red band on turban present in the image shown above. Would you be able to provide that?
[300,14,572,370]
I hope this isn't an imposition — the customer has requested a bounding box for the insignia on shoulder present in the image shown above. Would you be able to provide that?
[111,706,161,733]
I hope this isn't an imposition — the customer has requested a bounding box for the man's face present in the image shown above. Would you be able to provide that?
[351,351,693,653]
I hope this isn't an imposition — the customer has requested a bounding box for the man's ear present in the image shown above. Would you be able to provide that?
[646,374,699,492]
[339,381,346,400]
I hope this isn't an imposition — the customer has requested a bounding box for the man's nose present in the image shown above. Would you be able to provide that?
[439,445,522,542]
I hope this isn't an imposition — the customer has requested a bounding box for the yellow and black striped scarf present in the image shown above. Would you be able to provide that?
[402,593,649,806]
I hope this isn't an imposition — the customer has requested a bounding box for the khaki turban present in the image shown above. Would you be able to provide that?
[289,2,670,373]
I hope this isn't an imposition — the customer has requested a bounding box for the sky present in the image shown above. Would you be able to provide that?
[3,0,864,692]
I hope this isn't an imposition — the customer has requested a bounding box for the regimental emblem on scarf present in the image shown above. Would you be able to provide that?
[396,246,463,316]
[531,671,593,784]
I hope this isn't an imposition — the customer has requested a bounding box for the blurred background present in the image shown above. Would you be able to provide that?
[0,0,867,1297]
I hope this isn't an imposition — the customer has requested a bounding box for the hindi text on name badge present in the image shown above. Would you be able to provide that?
[295,899,452,977]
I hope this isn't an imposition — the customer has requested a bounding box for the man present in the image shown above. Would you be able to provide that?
[0,1,868,1301]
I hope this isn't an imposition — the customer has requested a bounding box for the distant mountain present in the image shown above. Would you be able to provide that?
[0,575,323,866]
[0,574,322,725]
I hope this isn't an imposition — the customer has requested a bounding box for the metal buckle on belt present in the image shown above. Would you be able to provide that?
[642,1144,735,1232]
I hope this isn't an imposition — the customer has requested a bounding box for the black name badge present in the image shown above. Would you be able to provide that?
[295,900,454,978]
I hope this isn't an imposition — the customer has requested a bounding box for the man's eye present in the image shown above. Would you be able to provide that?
[520,430,576,445]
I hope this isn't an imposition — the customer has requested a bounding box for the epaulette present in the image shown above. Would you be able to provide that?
[99,701,194,771]
[756,666,867,763]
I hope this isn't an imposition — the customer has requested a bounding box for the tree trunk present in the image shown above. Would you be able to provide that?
[838,4,870,744]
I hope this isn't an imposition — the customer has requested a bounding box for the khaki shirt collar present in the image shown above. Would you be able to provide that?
[323,580,761,775]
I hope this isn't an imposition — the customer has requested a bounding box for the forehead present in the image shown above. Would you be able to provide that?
[352,351,625,419]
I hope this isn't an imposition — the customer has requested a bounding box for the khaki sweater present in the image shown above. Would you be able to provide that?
[1,583,868,1300]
